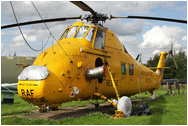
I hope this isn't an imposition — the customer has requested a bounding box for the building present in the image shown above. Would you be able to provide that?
[1,56,36,83]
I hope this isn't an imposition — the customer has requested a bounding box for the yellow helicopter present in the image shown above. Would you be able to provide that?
[2,1,187,117]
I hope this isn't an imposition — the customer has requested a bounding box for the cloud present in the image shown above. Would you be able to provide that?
[1,1,187,63]
[10,42,25,48]
[84,1,186,15]
[139,25,185,49]
[12,34,37,42]
[105,19,145,36]
[2,41,40,57]
[1,30,20,35]
[181,36,187,41]
[119,36,138,44]
[152,50,161,55]
[138,25,186,63]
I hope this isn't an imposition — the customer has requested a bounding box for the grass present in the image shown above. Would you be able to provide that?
[1,87,187,125]
[1,94,38,116]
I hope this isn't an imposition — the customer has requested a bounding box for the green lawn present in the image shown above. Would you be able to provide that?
[1,94,38,116]
[1,87,187,125]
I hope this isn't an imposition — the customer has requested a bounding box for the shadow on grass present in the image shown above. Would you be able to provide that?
[148,96,167,125]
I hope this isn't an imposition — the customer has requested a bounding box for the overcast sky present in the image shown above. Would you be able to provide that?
[1,1,187,63]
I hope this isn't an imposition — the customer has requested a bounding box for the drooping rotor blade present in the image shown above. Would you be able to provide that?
[111,16,187,24]
[171,42,173,51]
[172,56,178,69]
[1,16,82,29]
[70,1,96,16]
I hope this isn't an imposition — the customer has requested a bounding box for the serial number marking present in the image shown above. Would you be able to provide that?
[145,78,152,83]
[106,80,119,86]
[142,71,154,76]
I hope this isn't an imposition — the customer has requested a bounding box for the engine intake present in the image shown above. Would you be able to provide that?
[85,65,105,80]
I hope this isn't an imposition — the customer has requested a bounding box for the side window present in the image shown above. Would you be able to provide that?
[65,26,78,38]
[121,64,126,75]
[129,65,134,75]
[85,27,95,42]
[59,28,69,40]
[94,30,105,49]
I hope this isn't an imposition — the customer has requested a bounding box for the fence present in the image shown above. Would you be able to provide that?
[161,79,187,95]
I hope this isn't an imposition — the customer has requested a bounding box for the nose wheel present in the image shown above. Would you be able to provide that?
[38,105,58,113]
[38,105,47,113]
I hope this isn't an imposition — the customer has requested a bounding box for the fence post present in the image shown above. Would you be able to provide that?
[178,83,180,94]
[182,84,185,95]
[167,82,169,94]
[174,82,177,95]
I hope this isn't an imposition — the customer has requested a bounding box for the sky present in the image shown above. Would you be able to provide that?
[1,1,187,63]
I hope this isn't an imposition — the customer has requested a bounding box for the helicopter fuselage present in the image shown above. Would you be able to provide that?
[17,22,164,107]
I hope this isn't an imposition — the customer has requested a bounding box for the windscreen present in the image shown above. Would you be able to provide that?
[85,27,95,42]
[65,26,78,38]
[59,28,69,40]
[74,26,89,39]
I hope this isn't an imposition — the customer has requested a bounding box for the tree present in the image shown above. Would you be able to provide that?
[165,49,187,79]
[145,49,187,79]
[145,54,160,68]
[174,49,187,79]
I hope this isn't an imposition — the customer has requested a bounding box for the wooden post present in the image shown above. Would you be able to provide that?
[169,83,172,94]
[174,82,177,95]
[178,83,180,94]
[182,84,185,95]
[167,82,169,94]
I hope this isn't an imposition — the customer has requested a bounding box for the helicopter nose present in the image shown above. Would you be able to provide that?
[17,65,50,105]
[18,65,49,81]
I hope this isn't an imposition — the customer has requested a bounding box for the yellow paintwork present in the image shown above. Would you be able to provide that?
[17,22,168,107]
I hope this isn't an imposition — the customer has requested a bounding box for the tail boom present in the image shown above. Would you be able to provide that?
[156,51,168,77]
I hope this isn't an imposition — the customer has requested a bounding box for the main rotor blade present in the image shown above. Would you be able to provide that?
[111,16,187,24]
[1,16,81,29]
[70,1,96,16]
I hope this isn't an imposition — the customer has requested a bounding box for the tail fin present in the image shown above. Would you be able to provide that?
[156,51,168,77]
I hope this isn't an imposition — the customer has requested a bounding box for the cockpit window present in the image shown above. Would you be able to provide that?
[94,30,105,49]
[74,26,89,39]
[85,27,95,42]
[65,26,78,38]
[59,28,69,40]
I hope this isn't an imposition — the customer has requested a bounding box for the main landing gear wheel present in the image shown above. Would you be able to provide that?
[117,96,132,117]
[94,103,100,108]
